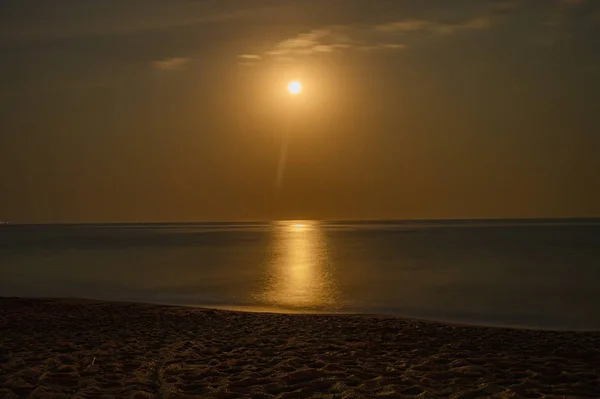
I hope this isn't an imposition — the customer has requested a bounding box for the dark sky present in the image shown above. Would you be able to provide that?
[1,0,599,223]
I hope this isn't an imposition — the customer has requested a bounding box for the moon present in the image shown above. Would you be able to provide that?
[288,81,302,95]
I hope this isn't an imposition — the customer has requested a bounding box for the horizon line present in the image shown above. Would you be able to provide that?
[2,216,600,227]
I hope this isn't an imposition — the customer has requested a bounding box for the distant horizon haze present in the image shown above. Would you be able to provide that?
[1,216,600,227]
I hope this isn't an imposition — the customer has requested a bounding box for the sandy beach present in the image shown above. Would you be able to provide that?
[1,298,599,399]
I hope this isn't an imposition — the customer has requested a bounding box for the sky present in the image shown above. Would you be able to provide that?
[1,0,599,223]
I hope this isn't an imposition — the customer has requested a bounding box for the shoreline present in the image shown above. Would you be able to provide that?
[195,304,600,333]
[2,297,600,398]
[9,296,600,333]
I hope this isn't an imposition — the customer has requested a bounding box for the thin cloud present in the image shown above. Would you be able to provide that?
[265,29,335,56]
[375,1,519,35]
[462,15,493,30]
[258,26,403,61]
[240,2,519,63]
[376,20,434,33]
[237,54,261,67]
[377,15,492,35]
[152,57,190,71]
[249,14,490,63]
[358,43,408,51]
[381,43,407,50]
[312,43,352,53]
[238,54,261,60]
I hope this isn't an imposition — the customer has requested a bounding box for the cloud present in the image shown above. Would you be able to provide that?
[238,54,261,60]
[265,29,339,56]
[377,15,492,35]
[376,20,434,33]
[238,1,520,64]
[257,26,404,61]
[237,54,262,67]
[358,43,408,51]
[383,43,408,49]
[375,1,519,36]
[152,57,190,71]
[461,15,493,30]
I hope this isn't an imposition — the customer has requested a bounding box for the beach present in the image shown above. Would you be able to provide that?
[1,298,599,398]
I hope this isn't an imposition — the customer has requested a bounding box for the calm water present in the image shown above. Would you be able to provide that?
[1,220,600,330]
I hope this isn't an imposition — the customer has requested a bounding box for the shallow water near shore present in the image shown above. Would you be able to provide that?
[2,219,600,330]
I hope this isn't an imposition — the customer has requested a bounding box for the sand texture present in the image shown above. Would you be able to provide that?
[1,298,600,399]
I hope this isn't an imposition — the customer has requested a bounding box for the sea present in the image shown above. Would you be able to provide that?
[1,219,599,330]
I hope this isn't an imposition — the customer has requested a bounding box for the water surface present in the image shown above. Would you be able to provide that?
[1,219,600,330]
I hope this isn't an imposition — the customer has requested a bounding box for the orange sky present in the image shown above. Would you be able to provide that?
[1,0,599,222]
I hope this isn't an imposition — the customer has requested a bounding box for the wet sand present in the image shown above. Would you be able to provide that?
[1,298,599,398]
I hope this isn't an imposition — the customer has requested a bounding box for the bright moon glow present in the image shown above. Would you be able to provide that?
[288,81,302,95]
[291,223,307,232]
